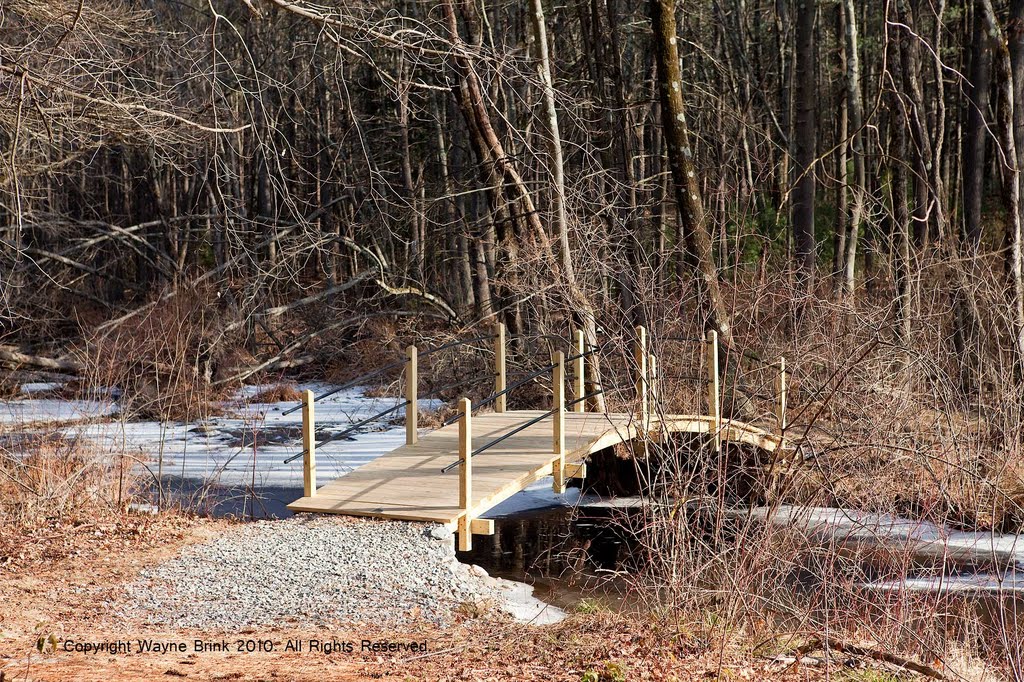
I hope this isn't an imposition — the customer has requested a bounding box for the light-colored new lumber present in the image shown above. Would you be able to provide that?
[573,329,585,413]
[635,325,648,427]
[470,518,495,535]
[706,329,721,452]
[457,397,472,551]
[495,323,507,412]
[776,356,787,445]
[302,389,316,497]
[406,345,418,445]
[552,351,566,493]
[649,353,658,407]
[288,408,784,526]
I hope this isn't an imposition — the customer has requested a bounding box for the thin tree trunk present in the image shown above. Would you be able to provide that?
[982,0,1024,362]
[892,91,913,357]
[834,2,849,285]
[529,0,571,281]
[964,0,992,249]
[792,0,817,287]
[842,0,866,296]
[649,0,734,345]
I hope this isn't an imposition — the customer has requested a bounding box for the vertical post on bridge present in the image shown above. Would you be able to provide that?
[573,329,585,413]
[648,353,658,410]
[457,397,473,552]
[776,356,787,446]
[302,389,317,498]
[494,322,507,413]
[405,345,418,445]
[634,325,648,429]
[706,329,721,453]
[552,351,566,494]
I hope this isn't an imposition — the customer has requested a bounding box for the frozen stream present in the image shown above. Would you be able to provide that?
[3,382,583,518]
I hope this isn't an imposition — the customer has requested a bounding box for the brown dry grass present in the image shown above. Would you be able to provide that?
[247,382,304,404]
[81,287,233,422]
[2,436,116,520]
[0,427,153,570]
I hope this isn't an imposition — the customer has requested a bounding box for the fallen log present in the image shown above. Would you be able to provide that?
[793,638,946,680]
[0,347,83,373]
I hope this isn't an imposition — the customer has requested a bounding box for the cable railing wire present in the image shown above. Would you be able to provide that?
[283,399,410,463]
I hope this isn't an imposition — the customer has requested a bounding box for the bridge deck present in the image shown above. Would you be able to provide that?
[287,409,781,527]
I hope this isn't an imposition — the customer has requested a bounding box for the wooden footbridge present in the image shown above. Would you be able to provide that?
[287,326,789,550]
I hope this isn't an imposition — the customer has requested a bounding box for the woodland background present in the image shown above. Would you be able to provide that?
[5,0,1024,499]
[8,1,1024,677]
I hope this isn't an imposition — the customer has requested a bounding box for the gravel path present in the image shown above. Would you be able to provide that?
[117,515,546,629]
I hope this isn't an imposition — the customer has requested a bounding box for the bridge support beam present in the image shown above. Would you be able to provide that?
[302,389,317,497]
[495,323,507,413]
[457,397,473,551]
[706,330,721,452]
[552,351,566,493]
[406,345,418,445]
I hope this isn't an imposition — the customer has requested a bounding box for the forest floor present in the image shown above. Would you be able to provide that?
[0,513,873,682]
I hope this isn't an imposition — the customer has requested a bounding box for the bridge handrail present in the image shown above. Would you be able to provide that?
[290,324,788,506]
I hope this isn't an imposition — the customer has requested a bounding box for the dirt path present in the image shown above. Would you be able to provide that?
[0,514,838,681]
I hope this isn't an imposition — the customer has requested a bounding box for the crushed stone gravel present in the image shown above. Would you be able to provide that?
[115,515,515,629]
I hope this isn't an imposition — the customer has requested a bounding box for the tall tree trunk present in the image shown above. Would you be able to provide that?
[649,0,734,345]
[891,89,913,358]
[953,0,993,390]
[792,0,817,287]
[530,0,604,411]
[529,0,571,281]
[897,0,946,246]
[841,0,866,296]
[1009,0,1024,362]
[982,0,1024,363]
[964,0,992,250]
[833,2,849,285]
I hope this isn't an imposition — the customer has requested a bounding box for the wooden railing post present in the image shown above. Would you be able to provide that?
[552,351,566,493]
[706,329,721,452]
[776,356,787,444]
[457,397,473,551]
[573,329,585,413]
[635,325,648,427]
[302,389,317,497]
[494,323,507,412]
[405,345,418,445]
[649,353,658,409]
